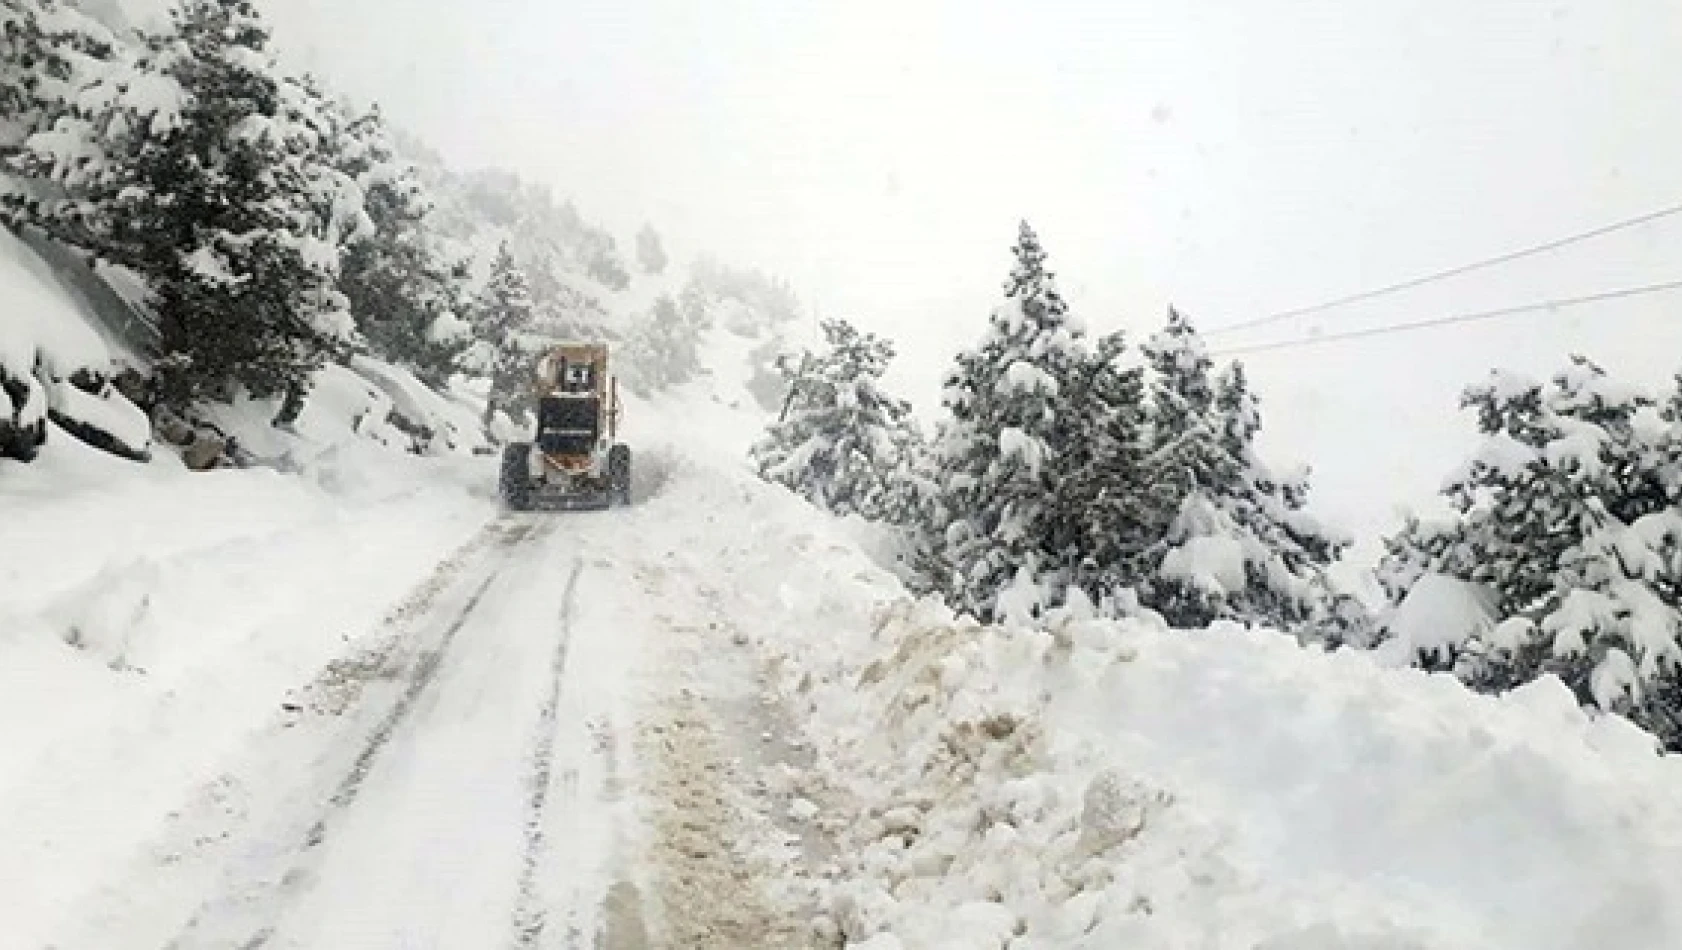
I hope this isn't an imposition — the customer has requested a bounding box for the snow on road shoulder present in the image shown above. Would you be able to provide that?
[584,439,900,948]
[755,582,1682,949]
[0,433,496,946]
[643,454,1682,948]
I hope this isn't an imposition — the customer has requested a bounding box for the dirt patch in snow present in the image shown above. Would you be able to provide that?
[636,685,812,948]
[599,880,653,949]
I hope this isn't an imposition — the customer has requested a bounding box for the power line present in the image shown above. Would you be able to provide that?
[1207,202,1682,336]
[1211,279,1682,357]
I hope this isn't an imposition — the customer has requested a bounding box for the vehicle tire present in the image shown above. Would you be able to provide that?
[608,443,632,506]
[500,442,533,510]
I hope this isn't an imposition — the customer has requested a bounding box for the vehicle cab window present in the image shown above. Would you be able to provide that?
[561,362,594,393]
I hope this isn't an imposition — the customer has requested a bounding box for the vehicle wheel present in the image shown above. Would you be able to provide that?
[608,443,632,506]
[500,442,532,510]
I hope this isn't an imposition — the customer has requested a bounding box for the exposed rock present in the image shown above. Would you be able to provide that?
[152,407,195,447]
[46,376,151,462]
[182,434,227,471]
[111,367,154,410]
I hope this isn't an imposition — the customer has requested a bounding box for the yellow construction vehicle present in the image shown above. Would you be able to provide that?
[498,342,631,510]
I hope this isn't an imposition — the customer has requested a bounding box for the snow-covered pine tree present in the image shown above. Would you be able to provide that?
[918,221,1090,622]
[1050,329,1153,608]
[1379,357,1682,748]
[635,222,667,275]
[0,0,113,155]
[9,0,359,412]
[327,103,472,384]
[468,242,539,432]
[1137,309,1348,629]
[750,318,920,522]
[1135,309,1242,624]
[1306,581,1383,650]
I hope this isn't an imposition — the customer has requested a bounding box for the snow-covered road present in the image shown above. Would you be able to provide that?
[27,515,615,948]
[2,437,832,949]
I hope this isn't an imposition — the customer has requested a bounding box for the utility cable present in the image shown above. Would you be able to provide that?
[1207,202,1682,336]
[1211,279,1682,357]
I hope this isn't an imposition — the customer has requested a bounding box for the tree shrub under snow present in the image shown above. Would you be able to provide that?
[909,225,1351,631]
[465,242,539,432]
[1380,356,1682,749]
[917,222,1095,622]
[623,290,709,395]
[1137,317,1349,632]
[11,0,366,412]
[751,317,922,523]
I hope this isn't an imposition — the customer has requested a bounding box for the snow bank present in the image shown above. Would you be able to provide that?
[756,578,1682,947]
[348,355,488,455]
[0,416,495,942]
[193,357,491,486]
[0,227,136,460]
[46,376,151,460]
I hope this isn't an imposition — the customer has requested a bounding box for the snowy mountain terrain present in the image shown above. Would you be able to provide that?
[5,2,1682,946]
[7,214,1682,949]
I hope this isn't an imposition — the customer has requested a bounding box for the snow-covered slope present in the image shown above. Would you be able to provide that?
[730,487,1682,948]
[520,393,1682,948]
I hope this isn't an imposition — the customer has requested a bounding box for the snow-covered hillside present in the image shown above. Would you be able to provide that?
[7,267,1682,950]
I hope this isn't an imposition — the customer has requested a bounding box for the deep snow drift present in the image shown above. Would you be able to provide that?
[751,562,1682,948]
[645,442,1682,948]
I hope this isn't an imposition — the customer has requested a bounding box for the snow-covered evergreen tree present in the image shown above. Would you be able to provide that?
[1137,309,1349,629]
[326,103,471,384]
[467,242,538,431]
[690,256,801,329]
[453,170,631,317]
[1380,357,1682,749]
[9,0,359,411]
[919,222,1091,622]
[0,0,113,154]
[751,318,920,522]
[1052,329,1154,608]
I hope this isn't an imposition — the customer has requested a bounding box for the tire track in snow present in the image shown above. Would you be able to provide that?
[299,569,500,848]
[164,516,552,950]
[510,555,583,948]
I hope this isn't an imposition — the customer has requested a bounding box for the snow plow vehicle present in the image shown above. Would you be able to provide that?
[498,342,632,511]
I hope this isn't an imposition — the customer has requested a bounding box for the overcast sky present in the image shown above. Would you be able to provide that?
[246,0,1682,555]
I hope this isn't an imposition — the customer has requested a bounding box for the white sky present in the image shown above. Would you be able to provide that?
[252,0,1682,553]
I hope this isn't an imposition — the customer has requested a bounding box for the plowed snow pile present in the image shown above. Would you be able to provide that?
[740,523,1682,947]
